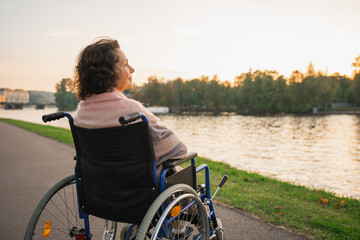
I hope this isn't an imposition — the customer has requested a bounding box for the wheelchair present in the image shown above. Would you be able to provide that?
[24,112,227,240]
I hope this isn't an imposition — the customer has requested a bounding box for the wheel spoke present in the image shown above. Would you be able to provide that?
[42,203,73,230]
[25,175,114,240]
[72,183,79,229]
[55,189,83,226]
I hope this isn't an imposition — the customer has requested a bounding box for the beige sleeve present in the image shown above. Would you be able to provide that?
[134,101,188,164]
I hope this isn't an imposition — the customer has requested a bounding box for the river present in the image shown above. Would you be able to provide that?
[1,106,360,199]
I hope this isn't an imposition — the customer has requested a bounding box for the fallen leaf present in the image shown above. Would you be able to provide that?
[278,211,283,215]
[318,198,329,205]
[274,206,282,209]
[335,200,347,209]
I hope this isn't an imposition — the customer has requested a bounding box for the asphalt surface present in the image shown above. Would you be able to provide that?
[0,121,310,240]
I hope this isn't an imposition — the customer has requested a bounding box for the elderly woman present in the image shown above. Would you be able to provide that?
[73,37,187,176]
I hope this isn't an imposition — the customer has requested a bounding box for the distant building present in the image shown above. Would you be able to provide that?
[0,88,29,104]
[146,106,169,114]
[0,89,56,109]
[331,102,354,108]
[29,91,55,105]
[0,88,29,103]
[0,88,29,108]
[0,94,5,108]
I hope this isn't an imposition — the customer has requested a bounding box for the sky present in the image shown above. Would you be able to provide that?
[0,0,360,92]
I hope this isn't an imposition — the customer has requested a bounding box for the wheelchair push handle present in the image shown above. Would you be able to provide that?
[119,112,141,125]
[42,112,65,123]
[208,175,228,203]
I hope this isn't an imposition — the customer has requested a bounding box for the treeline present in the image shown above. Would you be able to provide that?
[55,78,79,111]
[130,62,360,114]
[55,57,360,114]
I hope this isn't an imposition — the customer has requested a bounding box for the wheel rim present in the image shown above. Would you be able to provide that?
[138,187,209,240]
[151,194,208,240]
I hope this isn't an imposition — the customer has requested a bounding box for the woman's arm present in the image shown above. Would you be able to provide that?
[135,102,188,165]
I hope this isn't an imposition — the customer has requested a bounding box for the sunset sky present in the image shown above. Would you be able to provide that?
[1,0,360,92]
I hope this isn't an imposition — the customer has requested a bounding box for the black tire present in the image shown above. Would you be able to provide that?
[136,184,209,240]
[215,218,224,240]
[24,175,116,239]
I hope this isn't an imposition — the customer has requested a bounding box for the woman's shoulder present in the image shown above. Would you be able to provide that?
[122,95,146,110]
[79,89,160,121]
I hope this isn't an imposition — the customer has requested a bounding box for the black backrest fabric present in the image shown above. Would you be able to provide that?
[71,121,157,224]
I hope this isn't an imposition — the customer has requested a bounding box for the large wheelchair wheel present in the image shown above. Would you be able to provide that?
[136,184,209,240]
[24,175,117,239]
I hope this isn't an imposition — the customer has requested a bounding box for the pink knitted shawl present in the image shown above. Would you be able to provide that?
[74,89,187,165]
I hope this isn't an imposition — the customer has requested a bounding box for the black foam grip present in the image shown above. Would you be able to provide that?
[119,112,141,125]
[42,112,65,123]
[219,175,228,188]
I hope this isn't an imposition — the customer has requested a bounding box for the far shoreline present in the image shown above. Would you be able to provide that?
[165,109,360,116]
[2,105,360,116]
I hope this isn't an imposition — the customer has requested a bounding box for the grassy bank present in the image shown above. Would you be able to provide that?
[1,118,359,240]
[195,159,360,240]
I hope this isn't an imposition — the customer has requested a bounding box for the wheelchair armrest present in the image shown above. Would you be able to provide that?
[162,152,197,169]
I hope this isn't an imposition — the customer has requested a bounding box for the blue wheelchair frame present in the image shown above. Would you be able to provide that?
[61,112,219,240]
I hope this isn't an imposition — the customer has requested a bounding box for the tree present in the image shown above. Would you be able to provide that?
[288,81,313,113]
[352,55,360,73]
[171,78,185,111]
[330,74,351,102]
[306,62,316,77]
[345,56,360,105]
[183,79,205,112]
[235,72,252,112]
[314,74,334,109]
[347,73,360,105]
[223,81,237,112]
[273,76,291,112]
[55,78,78,111]
[289,70,304,84]
[205,76,226,114]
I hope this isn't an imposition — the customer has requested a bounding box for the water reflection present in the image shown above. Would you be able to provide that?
[1,108,360,199]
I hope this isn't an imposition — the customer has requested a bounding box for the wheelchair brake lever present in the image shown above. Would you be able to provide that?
[207,175,228,203]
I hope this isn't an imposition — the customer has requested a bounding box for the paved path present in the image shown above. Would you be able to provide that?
[0,122,310,239]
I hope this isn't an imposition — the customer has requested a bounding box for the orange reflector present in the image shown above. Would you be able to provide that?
[171,206,182,217]
[43,221,52,238]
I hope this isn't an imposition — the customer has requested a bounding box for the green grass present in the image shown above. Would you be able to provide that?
[1,118,360,240]
[194,158,360,240]
[0,118,74,145]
